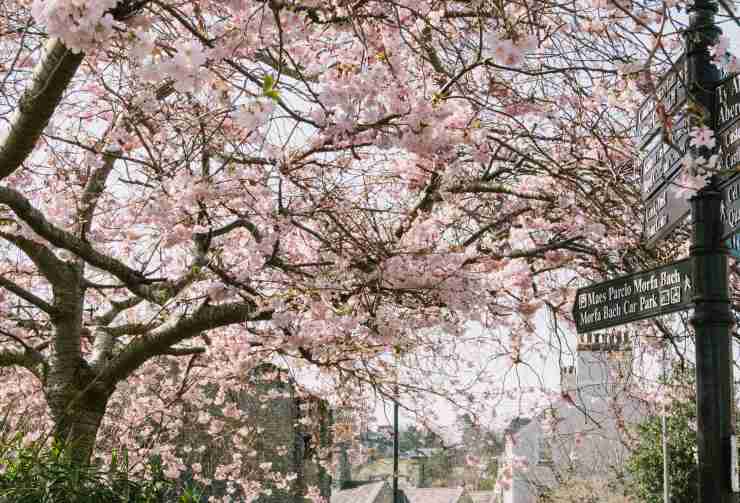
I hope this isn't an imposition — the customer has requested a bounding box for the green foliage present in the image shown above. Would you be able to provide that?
[625,368,698,503]
[626,399,697,503]
[423,449,455,487]
[399,425,425,452]
[261,75,280,101]
[457,413,502,490]
[477,458,498,491]
[0,437,176,503]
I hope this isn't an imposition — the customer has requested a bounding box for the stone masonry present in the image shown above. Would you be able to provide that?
[237,363,333,503]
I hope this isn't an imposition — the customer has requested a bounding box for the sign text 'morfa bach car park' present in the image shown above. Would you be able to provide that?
[572,259,692,333]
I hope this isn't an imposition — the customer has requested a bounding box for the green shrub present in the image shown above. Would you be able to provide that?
[0,437,175,503]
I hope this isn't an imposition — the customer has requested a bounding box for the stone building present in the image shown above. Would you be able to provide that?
[237,363,333,502]
[172,363,332,503]
[331,422,482,503]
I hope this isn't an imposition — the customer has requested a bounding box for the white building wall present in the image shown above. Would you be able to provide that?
[499,333,637,503]
[501,421,543,503]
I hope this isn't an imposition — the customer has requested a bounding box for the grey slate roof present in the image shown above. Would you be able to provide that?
[330,481,387,503]
[403,488,465,503]
[468,491,496,503]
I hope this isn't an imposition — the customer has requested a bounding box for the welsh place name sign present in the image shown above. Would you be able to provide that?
[717,73,740,133]
[572,259,693,333]
[636,57,687,146]
[721,175,740,239]
[719,119,740,173]
[643,173,691,247]
[640,113,690,201]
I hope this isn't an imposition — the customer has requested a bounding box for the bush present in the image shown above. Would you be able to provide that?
[624,367,698,503]
[0,437,179,503]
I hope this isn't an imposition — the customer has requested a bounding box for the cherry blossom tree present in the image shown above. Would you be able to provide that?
[0,0,718,498]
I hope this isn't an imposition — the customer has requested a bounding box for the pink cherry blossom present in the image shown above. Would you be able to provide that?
[0,0,698,499]
[689,126,716,149]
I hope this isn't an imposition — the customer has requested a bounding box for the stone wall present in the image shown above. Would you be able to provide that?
[298,394,333,500]
[237,364,302,503]
[238,363,334,503]
[168,363,333,503]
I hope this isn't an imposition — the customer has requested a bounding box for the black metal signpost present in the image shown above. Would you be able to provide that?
[687,2,736,500]
[575,2,737,500]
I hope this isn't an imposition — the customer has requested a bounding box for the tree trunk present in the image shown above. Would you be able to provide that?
[45,362,113,465]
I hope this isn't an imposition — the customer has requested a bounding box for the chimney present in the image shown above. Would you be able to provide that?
[560,365,576,393]
[576,332,631,353]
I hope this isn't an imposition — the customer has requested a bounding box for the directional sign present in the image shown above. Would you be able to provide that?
[639,58,738,248]
[718,59,738,83]
[640,111,690,201]
[572,259,692,333]
[720,175,740,239]
[719,118,740,173]
[638,60,692,247]
[643,168,691,247]
[636,57,687,146]
[717,73,740,133]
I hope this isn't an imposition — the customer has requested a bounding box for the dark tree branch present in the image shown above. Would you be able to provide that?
[0,274,57,315]
[101,300,272,386]
[0,38,84,181]
[0,230,71,286]
[93,297,144,326]
[99,321,161,337]
[160,346,207,357]
[0,187,150,288]
[79,149,118,241]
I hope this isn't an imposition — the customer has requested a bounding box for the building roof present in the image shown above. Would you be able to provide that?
[403,487,465,503]
[468,491,496,503]
[331,481,387,503]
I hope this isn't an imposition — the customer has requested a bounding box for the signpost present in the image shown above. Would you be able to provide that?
[572,2,740,499]
[572,259,692,333]
[638,62,693,246]
[719,118,740,172]
[636,1,736,501]
[716,71,740,256]
[640,112,691,201]
[590,2,740,500]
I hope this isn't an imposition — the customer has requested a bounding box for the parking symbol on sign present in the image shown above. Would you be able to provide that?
[659,289,670,307]
[670,286,680,304]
